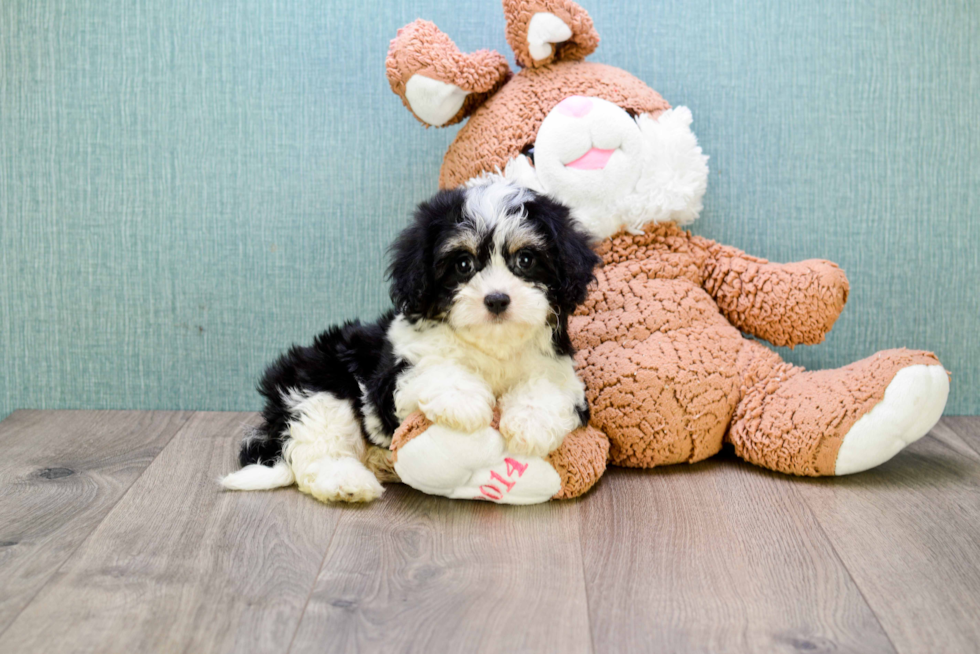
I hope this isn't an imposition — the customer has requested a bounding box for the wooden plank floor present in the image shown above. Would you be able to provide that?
[0,412,978,654]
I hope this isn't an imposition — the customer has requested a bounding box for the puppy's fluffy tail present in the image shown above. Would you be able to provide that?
[221,461,295,491]
[221,424,293,491]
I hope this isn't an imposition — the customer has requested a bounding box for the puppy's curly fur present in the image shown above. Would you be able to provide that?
[221,179,599,503]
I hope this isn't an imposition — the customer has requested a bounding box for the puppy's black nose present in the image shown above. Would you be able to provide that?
[484,292,511,315]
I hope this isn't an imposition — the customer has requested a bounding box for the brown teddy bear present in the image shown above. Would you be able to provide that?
[382,0,949,503]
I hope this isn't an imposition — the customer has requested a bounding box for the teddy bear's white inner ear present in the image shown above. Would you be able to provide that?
[526,12,573,61]
[404,75,470,127]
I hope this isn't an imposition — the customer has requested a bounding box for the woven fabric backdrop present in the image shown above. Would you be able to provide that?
[1,0,978,420]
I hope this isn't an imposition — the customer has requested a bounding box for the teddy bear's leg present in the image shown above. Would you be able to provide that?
[729,341,948,476]
[546,425,609,499]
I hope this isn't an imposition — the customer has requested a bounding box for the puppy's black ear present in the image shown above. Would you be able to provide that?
[387,217,433,320]
[387,188,466,319]
[556,219,601,316]
[533,195,601,315]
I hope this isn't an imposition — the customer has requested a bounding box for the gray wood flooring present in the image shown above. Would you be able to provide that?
[0,410,977,654]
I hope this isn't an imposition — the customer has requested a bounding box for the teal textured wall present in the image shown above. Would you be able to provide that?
[1,0,977,419]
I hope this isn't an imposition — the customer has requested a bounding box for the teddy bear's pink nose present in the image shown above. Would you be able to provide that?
[556,96,593,118]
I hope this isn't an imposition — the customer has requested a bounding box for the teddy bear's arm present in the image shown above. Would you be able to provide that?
[691,235,850,347]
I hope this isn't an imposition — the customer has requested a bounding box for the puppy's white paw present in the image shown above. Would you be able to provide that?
[419,390,495,433]
[306,457,384,504]
[499,408,563,458]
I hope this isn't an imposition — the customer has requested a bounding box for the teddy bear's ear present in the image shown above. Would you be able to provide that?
[503,0,599,69]
[386,20,511,128]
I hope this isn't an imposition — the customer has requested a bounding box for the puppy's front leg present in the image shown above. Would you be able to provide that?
[397,362,495,433]
[499,377,584,457]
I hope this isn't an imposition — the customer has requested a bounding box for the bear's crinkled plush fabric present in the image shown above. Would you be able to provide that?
[573,222,942,476]
[383,0,950,501]
[386,20,512,128]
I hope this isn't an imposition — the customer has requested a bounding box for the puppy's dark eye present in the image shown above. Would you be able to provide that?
[455,254,475,276]
[516,250,535,271]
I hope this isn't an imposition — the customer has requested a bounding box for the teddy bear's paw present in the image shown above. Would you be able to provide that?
[835,364,949,475]
[499,408,564,458]
[419,390,495,434]
[304,457,385,504]
[393,423,561,504]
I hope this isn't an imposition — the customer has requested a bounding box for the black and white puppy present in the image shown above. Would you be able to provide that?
[221,178,600,503]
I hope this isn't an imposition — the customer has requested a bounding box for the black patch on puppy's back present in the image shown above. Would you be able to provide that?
[241,311,405,467]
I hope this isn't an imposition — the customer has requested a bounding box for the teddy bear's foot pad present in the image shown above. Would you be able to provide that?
[835,365,949,475]
[394,424,562,504]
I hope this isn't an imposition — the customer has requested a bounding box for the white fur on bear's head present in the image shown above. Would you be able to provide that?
[500,98,709,239]
[389,1,708,239]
